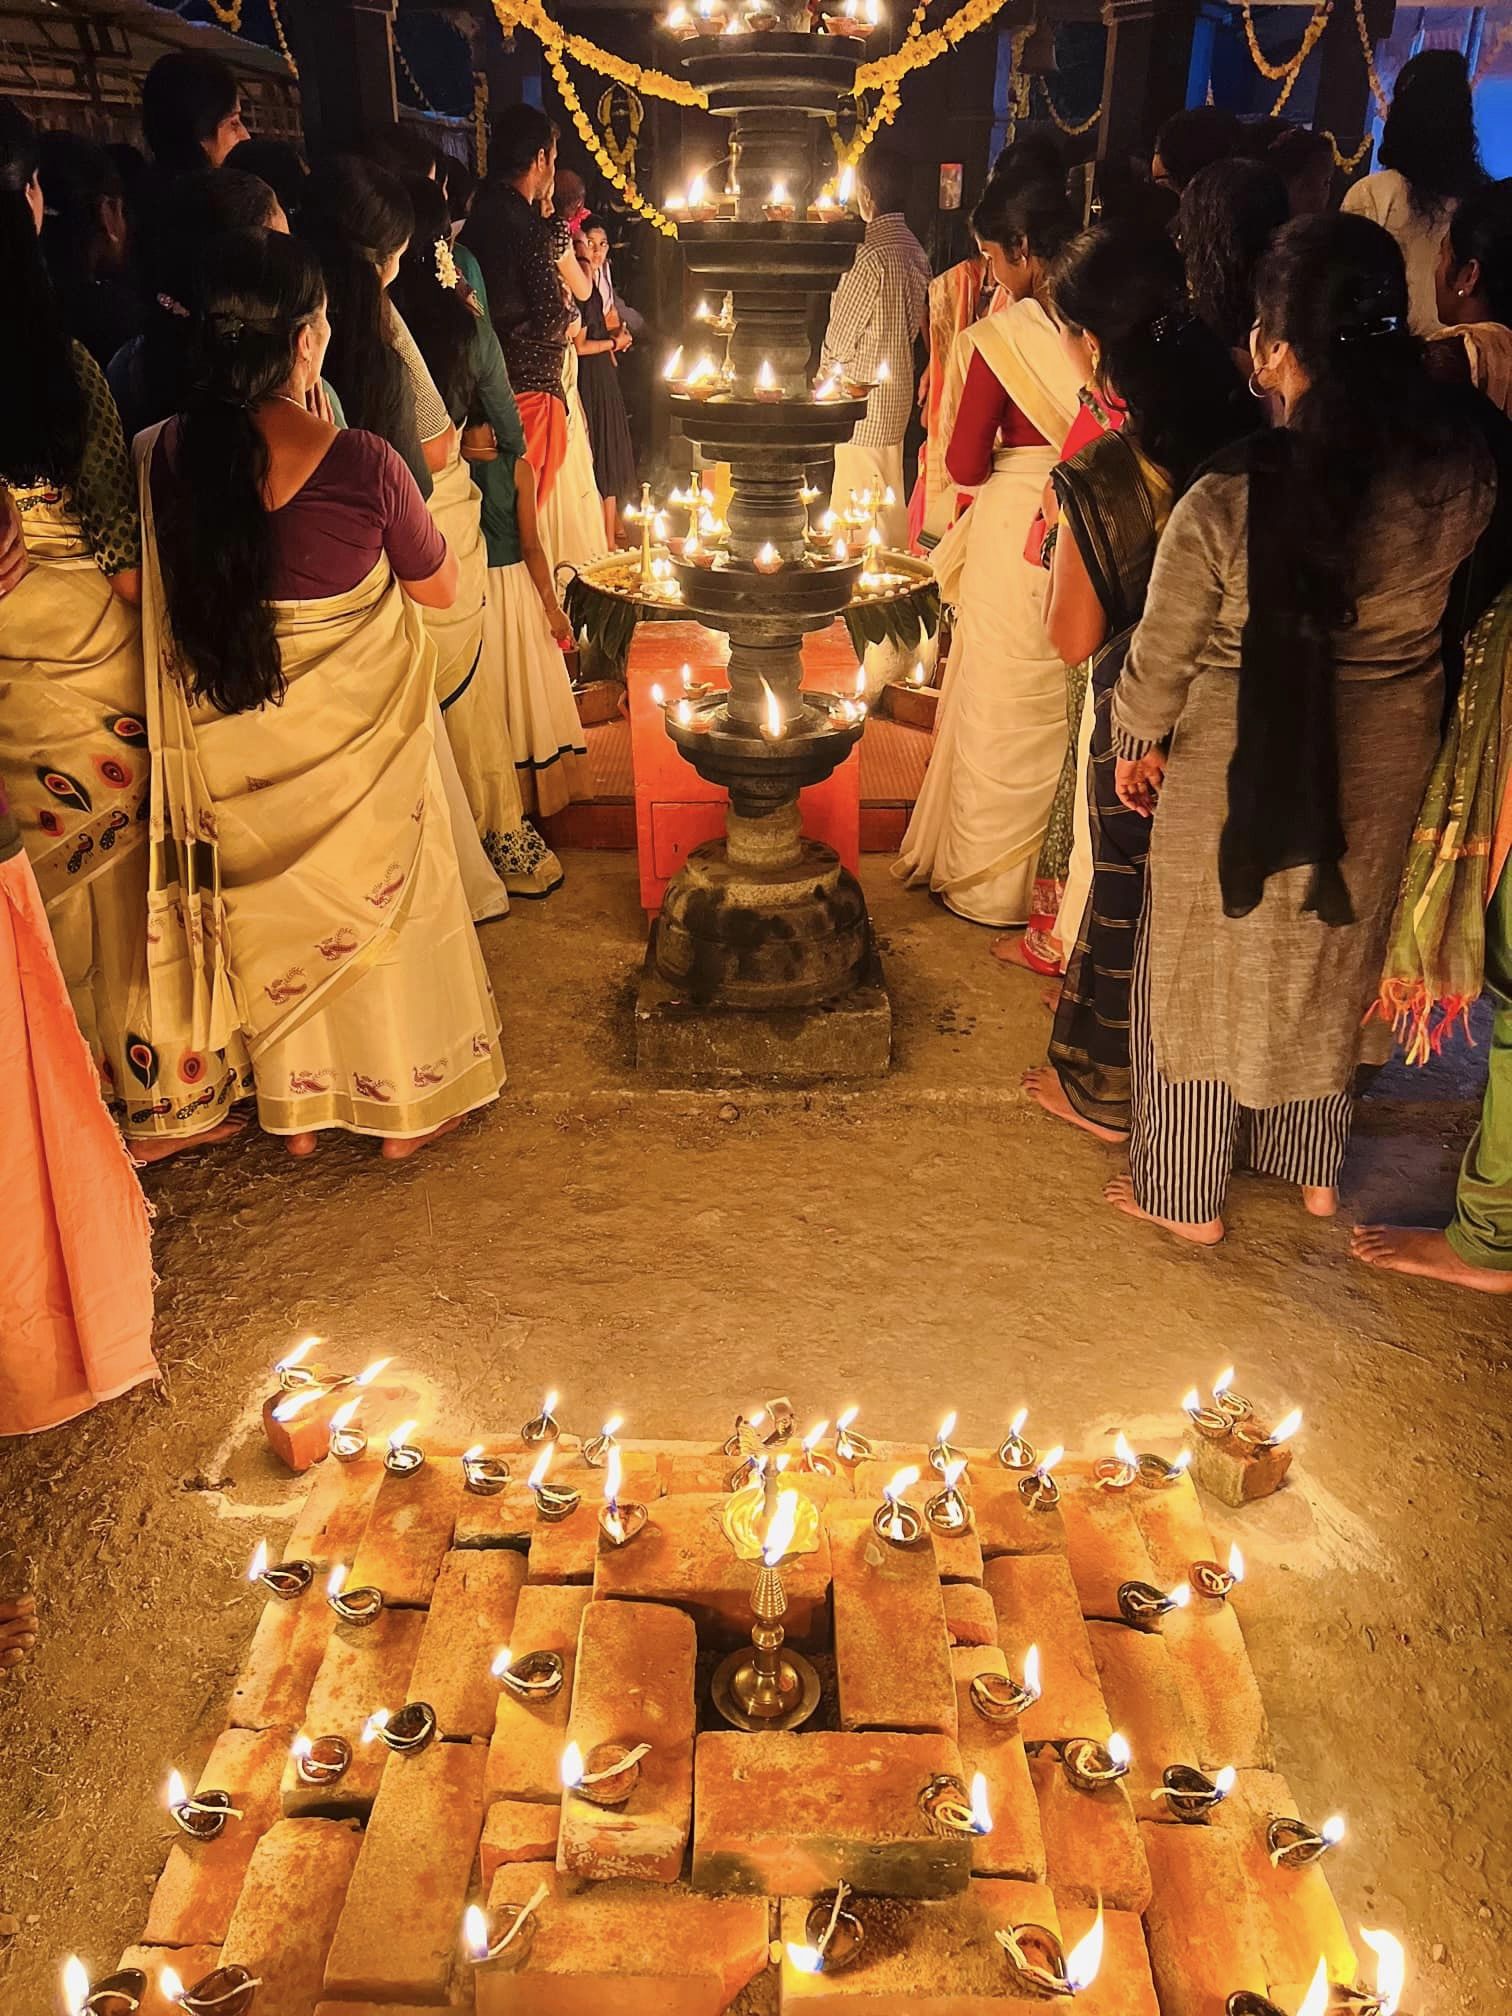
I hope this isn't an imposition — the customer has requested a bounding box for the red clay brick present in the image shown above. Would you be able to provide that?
[485,1584,592,1804]
[849,1461,984,1583]
[691,1730,973,1898]
[593,1494,830,1649]
[983,1555,1111,1745]
[1087,1623,1198,1804]
[1059,1907,1161,2016]
[348,1459,463,1607]
[954,1677,1046,1883]
[1161,1604,1274,1771]
[943,1584,998,1647]
[967,1471,1069,1558]
[323,1739,489,2004]
[407,1551,528,1740]
[1140,1819,1269,2012]
[453,1451,660,1550]
[143,1728,291,1944]
[1210,1769,1357,1987]
[476,1865,769,2016]
[526,1502,602,1585]
[219,1818,362,2016]
[1126,1472,1215,1588]
[230,1588,338,1735]
[827,1504,957,1739]
[1029,1751,1152,1914]
[1189,1432,1292,1507]
[480,1800,561,1887]
[284,1456,386,1564]
[777,1877,1059,2009]
[116,1946,221,2016]
[281,1608,426,1818]
[1058,1482,1161,1622]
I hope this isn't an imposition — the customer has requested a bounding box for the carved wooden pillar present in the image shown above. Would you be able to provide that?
[285,0,398,153]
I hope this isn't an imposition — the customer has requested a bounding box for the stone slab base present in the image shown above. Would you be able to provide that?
[635,927,892,1080]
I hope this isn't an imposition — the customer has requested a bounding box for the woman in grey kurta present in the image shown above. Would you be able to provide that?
[1106,213,1493,1243]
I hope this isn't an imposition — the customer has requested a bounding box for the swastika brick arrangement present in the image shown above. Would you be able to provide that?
[113,1420,1376,2016]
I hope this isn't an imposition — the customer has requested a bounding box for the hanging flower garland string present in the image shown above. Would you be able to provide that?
[542,39,681,235]
[1034,72,1102,137]
[492,0,708,105]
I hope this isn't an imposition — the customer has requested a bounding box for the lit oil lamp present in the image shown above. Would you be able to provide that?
[369,1700,438,1754]
[970,1644,1040,1724]
[462,1883,549,1968]
[753,358,785,403]
[325,1562,383,1627]
[810,184,843,221]
[1061,1731,1131,1792]
[830,535,849,564]
[492,1644,566,1700]
[759,678,787,740]
[742,0,780,28]
[1019,1443,1064,1511]
[785,1880,864,1975]
[1227,1955,1332,2016]
[797,1419,835,1475]
[521,1389,561,1445]
[823,0,870,36]
[247,1538,313,1601]
[683,355,722,401]
[713,1488,822,1729]
[1137,1447,1192,1488]
[1150,1762,1236,1822]
[273,1335,326,1391]
[753,542,783,575]
[928,1409,962,1475]
[597,1446,648,1547]
[165,1767,242,1842]
[61,1957,148,2016]
[837,163,856,208]
[1234,1406,1302,1454]
[661,1,699,35]
[1189,1542,1245,1600]
[680,171,719,222]
[383,1419,424,1477]
[814,368,846,402]
[925,1457,971,1535]
[1182,1384,1233,1442]
[561,1736,652,1808]
[1117,1577,1192,1630]
[157,1965,259,2016]
[918,1769,993,1838]
[581,1414,623,1468]
[290,1730,352,1787]
[1094,1432,1140,1492]
[693,0,728,28]
[527,1445,581,1522]
[1267,1812,1345,1868]
[1349,1930,1408,2016]
[1212,1366,1255,1423]
[462,1444,511,1496]
[834,1405,872,1465]
[675,697,696,727]
[873,1465,925,1546]
[329,1398,367,1462]
[998,1408,1037,1470]
[763,177,796,222]
[997,1902,1104,1999]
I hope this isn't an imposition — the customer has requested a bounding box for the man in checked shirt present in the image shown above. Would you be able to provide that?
[820,146,931,550]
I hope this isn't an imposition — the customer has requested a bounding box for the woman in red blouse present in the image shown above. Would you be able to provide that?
[895,174,1084,926]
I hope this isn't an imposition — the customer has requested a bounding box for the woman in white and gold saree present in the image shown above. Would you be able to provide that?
[895,175,1084,927]
[142,229,504,1158]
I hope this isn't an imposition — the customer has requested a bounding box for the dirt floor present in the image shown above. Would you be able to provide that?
[1,851,1507,2010]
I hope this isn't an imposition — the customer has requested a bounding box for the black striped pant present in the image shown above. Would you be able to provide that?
[1129,910,1353,1225]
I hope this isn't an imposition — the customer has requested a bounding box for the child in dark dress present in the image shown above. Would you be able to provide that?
[572,218,637,545]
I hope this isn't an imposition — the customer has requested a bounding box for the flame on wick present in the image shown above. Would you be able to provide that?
[491,1646,512,1679]
[802,1419,830,1452]
[1321,1814,1346,1846]
[1360,1929,1406,2016]
[1107,1732,1131,1768]
[248,1540,268,1583]
[1296,1957,1331,2016]
[604,1446,623,1509]
[362,1708,391,1745]
[785,1942,825,1973]
[528,1446,554,1493]
[837,164,855,203]
[1168,1582,1192,1611]
[1009,1406,1029,1436]
[561,1741,586,1790]
[1227,1543,1245,1583]
[837,1405,859,1431]
[165,1767,189,1810]
[1181,1388,1202,1417]
[1039,1444,1064,1476]
[769,178,789,204]
[62,1957,90,2016]
[969,1770,993,1834]
[277,1336,319,1373]
[356,1357,390,1388]
[272,1386,327,1423]
[462,1904,490,1959]
[159,1966,186,2007]
[663,345,685,382]
[330,1399,361,1434]
[831,537,848,562]
[760,679,784,737]
[855,668,867,699]
[1114,1432,1139,1468]
[1213,1765,1237,1799]
[326,1563,347,1600]
[1022,1644,1042,1701]
[1171,1449,1192,1473]
[651,682,666,708]
[1065,1901,1104,1992]
[883,1465,919,1504]
[462,1444,484,1465]
[937,1411,957,1443]
[910,660,925,685]
[388,1419,417,1452]
[942,1457,967,1492]
[1213,1366,1236,1398]
[1269,1407,1303,1446]
[763,1488,800,1566]
[755,541,781,569]
[688,172,708,206]
[290,1732,312,1762]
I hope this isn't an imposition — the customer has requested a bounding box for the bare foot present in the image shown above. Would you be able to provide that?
[380,1115,464,1162]
[1022,1065,1129,1145]
[1302,1185,1338,1219]
[285,1132,319,1158]
[0,1594,38,1674]
[1351,1224,1512,1294]
[992,933,1060,974]
[129,1115,248,1166]
[1040,985,1061,1013]
[1104,1173,1224,1247]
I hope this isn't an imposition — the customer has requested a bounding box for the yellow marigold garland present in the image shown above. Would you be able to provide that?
[201,0,245,32]
[1034,72,1101,137]
[266,0,297,76]
[853,0,1015,94]
[474,71,490,176]
[1239,0,1328,82]
[493,0,708,106]
[543,41,681,235]
[1353,0,1390,120]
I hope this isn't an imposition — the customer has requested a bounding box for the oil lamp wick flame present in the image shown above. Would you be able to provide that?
[1297,1956,1331,2016]
[561,1740,585,1789]
[1065,1901,1105,1992]
[763,1487,800,1565]
[248,1540,268,1582]
[1360,1928,1406,2016]
[62,1956,90,2016]
[760,679,785,738]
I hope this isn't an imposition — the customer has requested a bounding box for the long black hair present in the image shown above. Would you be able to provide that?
[299,155,413,447]
[1379,48,1484,214]
[388,173,475,419]
[157,230,324,715]
[1252,212,1476,634]
[971,172,1079,269]
[1446,177,1512,327]
[0,96,83,490]
[141,50,239,174]
[37,131,124,288]
[1179,157,1290,351]
[1049,226,1257,495]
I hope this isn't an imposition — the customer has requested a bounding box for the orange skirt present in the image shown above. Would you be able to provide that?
[0,847,155,1435]
[517,391,569,508]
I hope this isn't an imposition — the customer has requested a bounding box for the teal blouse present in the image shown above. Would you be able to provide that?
[455,243,528,571]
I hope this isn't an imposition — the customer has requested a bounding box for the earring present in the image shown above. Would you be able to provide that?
[1248,370,1269,400]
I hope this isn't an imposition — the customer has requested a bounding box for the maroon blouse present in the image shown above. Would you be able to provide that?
[151,427,446,601]
[945,348,1049,488]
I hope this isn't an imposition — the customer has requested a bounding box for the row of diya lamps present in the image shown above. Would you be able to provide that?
[650,661,871,739]
[660,0,882,42]
[662,289,889,410]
